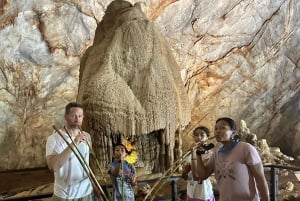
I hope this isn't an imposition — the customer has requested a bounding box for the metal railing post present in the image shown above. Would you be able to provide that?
[270,166,278,201]
[171,179,178,201]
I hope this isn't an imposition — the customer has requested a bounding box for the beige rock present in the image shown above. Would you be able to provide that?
[241,119,294,165]
[78,1,191,170]
[284,181,294,192]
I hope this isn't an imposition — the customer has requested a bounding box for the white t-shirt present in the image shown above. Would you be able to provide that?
[46,130,93,199]
[186,152,214,200]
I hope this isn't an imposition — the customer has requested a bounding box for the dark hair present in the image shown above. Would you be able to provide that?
[194,126,210,137]
[65,102,83,114]
[216,117,236,131]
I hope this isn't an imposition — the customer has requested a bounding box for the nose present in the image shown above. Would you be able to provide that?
[74,115,81,121]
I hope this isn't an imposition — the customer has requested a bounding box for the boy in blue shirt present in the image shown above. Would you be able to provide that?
[109,144,137,201]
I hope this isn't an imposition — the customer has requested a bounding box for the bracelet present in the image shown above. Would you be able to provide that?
[192,158,197,160]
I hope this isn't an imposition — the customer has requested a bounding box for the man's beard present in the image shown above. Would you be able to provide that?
[68,124,81,129]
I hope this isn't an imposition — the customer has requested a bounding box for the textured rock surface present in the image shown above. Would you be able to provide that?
[78,1,190,169]
[239,119,294,165]
[154,0,300,157]
[0,0,299,170]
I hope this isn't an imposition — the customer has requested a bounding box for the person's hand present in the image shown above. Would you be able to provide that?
[120,151,127,161]
[115,151,127,161]
[182,163,191,172]
[130,175,137,186]
[74,133,89,145]
[191,141,203,151]
[181,163,191,180]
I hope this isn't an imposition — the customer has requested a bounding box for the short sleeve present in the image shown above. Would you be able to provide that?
[245,143,261,165]
[46,134,57,156]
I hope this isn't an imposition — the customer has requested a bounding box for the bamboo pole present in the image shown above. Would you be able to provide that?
[77,126,108,184]
[76,127,112,201]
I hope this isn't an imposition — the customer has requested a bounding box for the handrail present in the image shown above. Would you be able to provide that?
[263,164,300,201]
[0,176,182,201]
[264,164,300,171]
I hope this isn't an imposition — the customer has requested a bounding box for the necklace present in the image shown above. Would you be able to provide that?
[219,139,239,154]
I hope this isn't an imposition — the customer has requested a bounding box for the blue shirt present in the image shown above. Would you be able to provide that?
[108,160,136,201]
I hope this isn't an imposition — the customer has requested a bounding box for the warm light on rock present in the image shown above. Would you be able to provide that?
[0,0,299,171]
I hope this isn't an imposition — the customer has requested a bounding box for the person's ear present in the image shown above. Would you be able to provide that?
[231,131,240,140]
[230,131,236,139]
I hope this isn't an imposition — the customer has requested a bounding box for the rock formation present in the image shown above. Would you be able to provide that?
[77,1,191,172]
[239,119,294,165]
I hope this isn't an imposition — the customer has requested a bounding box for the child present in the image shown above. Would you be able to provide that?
[109,143,137,201]
[182,126,215,201]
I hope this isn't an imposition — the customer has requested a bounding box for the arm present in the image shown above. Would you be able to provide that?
[46,145,74,172]
[196,152,214,180]
[110,160,122,176]
[248,163,270,201]
[110,151,127,176]
[181,163,191,180]
[131,175,137,186]
[190,149,199,180]
[46,133,88,172]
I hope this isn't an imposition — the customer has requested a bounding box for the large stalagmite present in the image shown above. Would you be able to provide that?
[78,1,191,172]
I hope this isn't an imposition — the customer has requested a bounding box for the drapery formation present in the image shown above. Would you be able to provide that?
[78,0,191,171]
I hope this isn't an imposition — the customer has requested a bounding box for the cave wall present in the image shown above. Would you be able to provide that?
[0,0,299,170]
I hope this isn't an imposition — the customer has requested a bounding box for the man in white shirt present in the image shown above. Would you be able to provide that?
[46,102,93,201]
